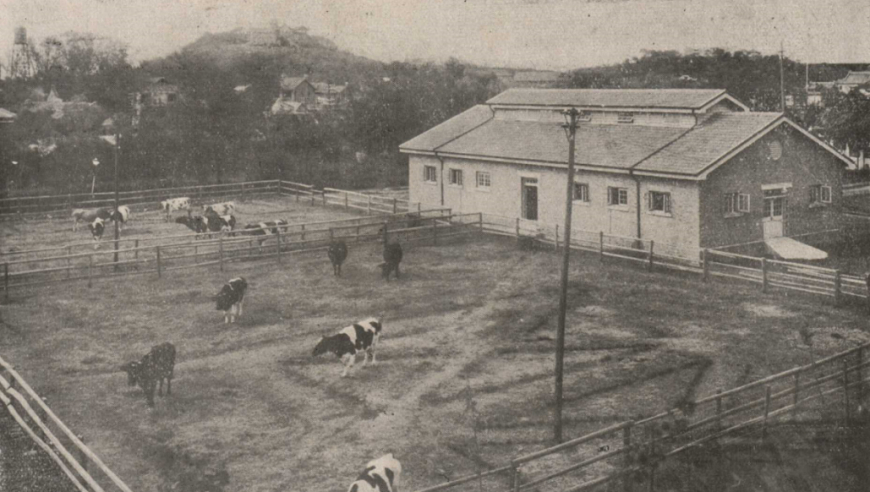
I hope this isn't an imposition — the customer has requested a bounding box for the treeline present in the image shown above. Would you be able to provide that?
[0,29,500,197]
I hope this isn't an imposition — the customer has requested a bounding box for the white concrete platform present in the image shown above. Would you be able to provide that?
[765,237,828,261]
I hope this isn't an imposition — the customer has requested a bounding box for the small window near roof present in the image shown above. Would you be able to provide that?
[608,187,628,206]
[448,169,463,186]
[476,171,491,188]
[424,165,437,182]
[810,185,832,204]
[648,191,671,214]
[768,140,783,160]
[617,112,634,124]
[573,182,589,202]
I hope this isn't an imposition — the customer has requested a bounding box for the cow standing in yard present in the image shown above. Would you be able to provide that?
[120,342,176,407]
[381,242,403,281]
[111,205,132,230]
[328,240,348,276]
[72,208,112,231]
[203,201,236,216]
[160,197,191,221]
[215,277,248,323]
[204,209,237,236]
[175,214,210,238]
[312,317,382,377]
[347,454,402,492]
[242,220,288,246]
[88,218,106,249]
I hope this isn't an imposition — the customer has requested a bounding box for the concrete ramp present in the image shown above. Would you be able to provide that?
[765,237,828,261]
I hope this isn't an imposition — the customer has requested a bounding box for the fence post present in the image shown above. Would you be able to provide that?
[834,270,842,306]
[761,258,768,293]
[762,385,771,439]
[87,255,93,288]
[301,223,306,242]
[793,371,801,420]
[134,239,139,268]
[623,422,634,492]
[66,246,72,279]
[648,240,655,272]
[345,192,349,209]
[295,188,300,202]
[156,246,162,278]
[219,236,224,271]
[843,358,851,424]
[715,389,723,432]
[330,228,335,242]
[356,223,361,242]
[418,202,422,214]
[510,462,520,492]
[3,263,8,304]
[195,244,199,264]
[366,195,372,215]
[703,249,710,283]
[276,227,282,263]
[599,231,604,261]
[555,224,560,251]
[515,217,520,238]
[322,191,327,207]
[479,213,483,234]
[433,218,438,246]
[858,347,864,404]
[78,435,87,472]
[393,198,398,214]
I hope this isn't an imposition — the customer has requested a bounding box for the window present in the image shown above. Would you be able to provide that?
[573,182,589,202]
[648,191,671,214]
[476,171,491,189]
[608,187,628,206]
[768,140,783,161]
[448,169,463,186]
[617,112,634,124]
[724,192,750,215]
[423,165,437,183]
[809,185,832,204]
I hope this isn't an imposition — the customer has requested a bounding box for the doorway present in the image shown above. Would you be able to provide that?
[762,189,786,239]
[521,177,538,221]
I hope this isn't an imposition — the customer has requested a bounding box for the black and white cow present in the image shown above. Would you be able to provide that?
[215,277,248,323]
[381,242,403,281]
[312,317,382,377]
[242,220,288,246]
[328,240,348,276]
[88,218,106,249]
[203,209,237,236]
[160,197,191,221]
[347,454,402,492]
[120,342,176,407]
[175,214,209,237]
[110,205,132,230]
[72,207,112,231]
[203,201,236,216]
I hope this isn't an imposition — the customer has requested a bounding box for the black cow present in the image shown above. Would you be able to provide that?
[328,240,348,276]
[312,317,382,377]
[215,277,248,323]
[381,243,403,281]
[120,342,176,407]
[348,454,402,492]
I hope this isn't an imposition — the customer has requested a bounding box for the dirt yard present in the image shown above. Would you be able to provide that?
[1,219,869,491]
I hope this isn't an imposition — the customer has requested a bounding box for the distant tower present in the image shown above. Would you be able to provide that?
[8,27,36,79]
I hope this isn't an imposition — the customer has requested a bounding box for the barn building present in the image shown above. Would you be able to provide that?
[400,89,852,260]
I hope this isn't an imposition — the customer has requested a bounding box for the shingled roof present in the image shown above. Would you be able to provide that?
[487,88,729,109]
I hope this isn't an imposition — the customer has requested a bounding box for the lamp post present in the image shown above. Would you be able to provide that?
[554,107,580,443]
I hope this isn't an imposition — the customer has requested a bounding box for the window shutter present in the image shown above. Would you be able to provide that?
[644,192,650,210]
[665,194,672,214]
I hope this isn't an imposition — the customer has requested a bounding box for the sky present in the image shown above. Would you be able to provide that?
[1,0,869,71]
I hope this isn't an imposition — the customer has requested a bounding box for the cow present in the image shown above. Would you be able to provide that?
[160,197,191,221]
[120,342,176,407]
[72,208,112,231]
[241,220,288,246]
[203,208,237,236]
[381,242,403,281]
[88,218,106,249]
[328,240,348,276]
[110,205,132,230]
[312,317,382,377]
[215,277,248,324]
[175,214,210,238]
[203,201,236,216]
[347,454,402,492]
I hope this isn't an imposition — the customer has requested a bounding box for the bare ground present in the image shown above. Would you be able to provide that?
[1,205,870,491]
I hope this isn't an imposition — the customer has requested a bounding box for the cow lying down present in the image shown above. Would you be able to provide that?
[313,317,382,377]
[348,454,402,492]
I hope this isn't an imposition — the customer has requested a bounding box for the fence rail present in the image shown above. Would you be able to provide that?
[412,341,870,492]
[0,355,134,492]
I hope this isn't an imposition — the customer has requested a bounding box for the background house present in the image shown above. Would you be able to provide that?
[400,89,851,260]
[313,82,348,110]
[280,75,316,106]
[140,77,179,106]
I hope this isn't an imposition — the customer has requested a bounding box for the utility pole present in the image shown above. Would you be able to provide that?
[779,41,786,113]
[554,107,579,443]
[113,131,120,271]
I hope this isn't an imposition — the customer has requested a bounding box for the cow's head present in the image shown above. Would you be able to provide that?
[312,336,330,357]
[120,361,141,386]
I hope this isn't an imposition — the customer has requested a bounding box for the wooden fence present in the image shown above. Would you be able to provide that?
[411,341,870,492]
[0,355,134,492]
[1,210,478,297]
[0,180,282,216]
